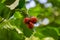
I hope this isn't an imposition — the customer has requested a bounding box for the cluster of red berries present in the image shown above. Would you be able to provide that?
[24,16,37,29]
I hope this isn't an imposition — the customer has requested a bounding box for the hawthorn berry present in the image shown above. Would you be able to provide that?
[30,16,37,24]
[27,22,34,29]
[24,16,37,29]
[24,17,30,24]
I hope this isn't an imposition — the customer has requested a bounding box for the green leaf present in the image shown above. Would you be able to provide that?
[14,18,21,27]
[0,29,8,40]
[20,18,33,37]
[34,32,45,39]
[35,27,58,40]
[48,16,55,23]
[17,0,25,9]
[48,0,60,8]
[4,0,15,5]
[55,16,60,24]
[14,11,23,18]
[1,7,11,19]
[9,10,15,18]
[58,27,60,40]
[0,3,15,19]
[0,16,2,22]
[0,29,25,40]
[29,4,42,17]
[0,0,2,3]
[0,3,5,15]
[10,17,33,37]
[0,3,11,19]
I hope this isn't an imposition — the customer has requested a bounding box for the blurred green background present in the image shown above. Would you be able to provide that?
[0,0,60,40]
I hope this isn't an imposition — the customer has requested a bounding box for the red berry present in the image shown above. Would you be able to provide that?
[30,16,37,24]
[24,17,30,24]
[27,22,34,29]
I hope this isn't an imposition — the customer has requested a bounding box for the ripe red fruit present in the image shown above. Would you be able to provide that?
[30,16,37,24]
[27,22,34,29]
[24,17,30,24]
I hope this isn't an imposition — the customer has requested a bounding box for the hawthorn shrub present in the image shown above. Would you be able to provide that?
[0,0,60,40]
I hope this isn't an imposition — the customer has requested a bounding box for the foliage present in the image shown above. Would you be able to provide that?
[0,0,60,40]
